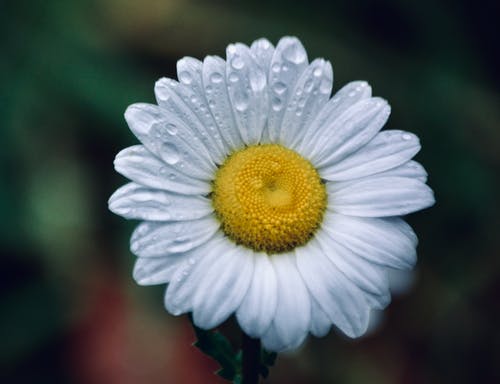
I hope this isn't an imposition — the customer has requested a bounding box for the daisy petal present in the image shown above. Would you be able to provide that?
[315,229,391,310]
[331,176,435,217]
[320,130,421,181]
[124,103,215,180]
[202,55,243,151]
[306,97,391,166]
[160,58,227,162]
[192,240,254,329]
[299,81,372,153]
[378,160,428,182]
[250,38,275,71]
[266,37,309,142]
[113,146,210,195]
[133,254,186,286]
[164,238,223,316]
[130,216,219,258]
[309,297,332,337]
[226,43,268,145]
[296,239,370,338]
[236,253,278,338]
[281,59,333,149]
[322,213,418,269]
[108,182,212,221]
[262,253,311,350]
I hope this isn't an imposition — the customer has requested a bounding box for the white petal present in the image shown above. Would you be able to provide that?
[108,182,212,221]
[266,37,308,142]
[261,322,288,352]
[304,97,391,167]
[226,43,268,145]
[299,81,372,153]
[192,240,254,329]
[309,297,332,337]
[322,213,418,269]
[296,239,370,337]
[202,55,243,151]
[250,38,275,71]
[133,254,187,286]
[330,176,435,217]
[236,253,278,338]
[320,130,421,181]
[157,59,228,162]
[315,229,391,310]
[281,59,333,149]
[262,253,311,350]
[130,216,219,257]
[113,145,210,195]
[379,160,428,182]
[125,103,215,180]
[164,237,223,316]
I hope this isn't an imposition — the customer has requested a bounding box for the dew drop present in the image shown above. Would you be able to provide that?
[188,258,196,265]
[272,97,283,111]
[348,91,356,97]
[210,72,223,83]
[231,56,245,70]
[283,42,307,64]
[402,133,412,141]
[234,91,249,112]
[161,143,180,165]
[304,79,314,93]
[319,79,331,94]
[271,63,281,73]
[313,67,323,77]
[178,71,192,84]
[228,73,239,83]
[273,81,287,95]
[166,123,178,135]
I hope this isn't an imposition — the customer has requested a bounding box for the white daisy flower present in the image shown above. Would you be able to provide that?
[109,36,435,352]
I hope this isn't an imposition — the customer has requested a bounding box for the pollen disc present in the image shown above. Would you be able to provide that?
[212,144,326,254]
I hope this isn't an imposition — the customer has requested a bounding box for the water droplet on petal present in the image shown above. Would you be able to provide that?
[273,81,287,95]
[161,143,180,165]
[231,56,245,70]
[313,67,323,77]
[283,41,307,64]
[210,72,223,83]
[272,97,283,111]
[166,123,178,135]
[234,90,249,112]
[228,73,239,83]
[271,63,281,73]
[178,71,192,84]
[304,79,314,93]
[402,133,412,141]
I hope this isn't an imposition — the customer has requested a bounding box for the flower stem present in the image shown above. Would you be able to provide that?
[241,333,261,384]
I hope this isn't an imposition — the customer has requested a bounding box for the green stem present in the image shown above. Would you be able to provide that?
[241,333,261,384]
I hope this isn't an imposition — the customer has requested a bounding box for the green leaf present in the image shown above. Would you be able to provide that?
[259,349,278,379]
[190,319,240,381]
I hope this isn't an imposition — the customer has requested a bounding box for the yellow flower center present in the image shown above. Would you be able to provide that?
[212,144,326,254]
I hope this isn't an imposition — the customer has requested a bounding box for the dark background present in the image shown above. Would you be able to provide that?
[2,0,499,383]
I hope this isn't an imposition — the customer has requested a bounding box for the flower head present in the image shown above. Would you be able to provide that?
[109,36,435,352]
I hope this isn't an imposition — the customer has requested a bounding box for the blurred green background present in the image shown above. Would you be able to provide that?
[2,0,499,383]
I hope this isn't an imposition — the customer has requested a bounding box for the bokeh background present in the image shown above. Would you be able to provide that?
[2,0,500,383]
